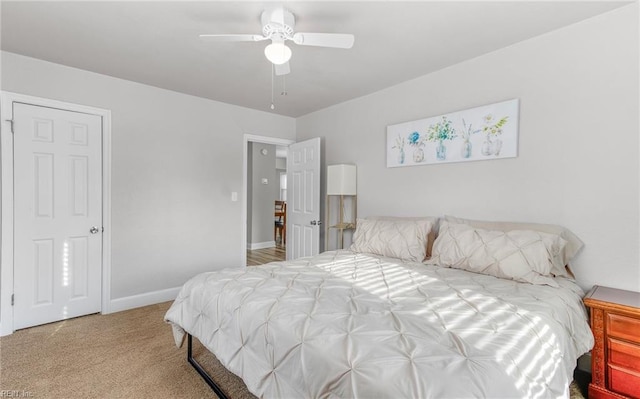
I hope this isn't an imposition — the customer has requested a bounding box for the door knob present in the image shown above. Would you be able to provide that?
[310,220,323,225]
[89,226,101,234]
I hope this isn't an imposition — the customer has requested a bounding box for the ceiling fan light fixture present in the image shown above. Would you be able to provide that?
[264,42,292,65]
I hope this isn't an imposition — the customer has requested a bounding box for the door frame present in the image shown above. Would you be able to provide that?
[0,91,112,336]
[242,134,294,266]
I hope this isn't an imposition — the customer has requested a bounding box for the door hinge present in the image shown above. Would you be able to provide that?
[6,119,14,134]
[11,294,14,306]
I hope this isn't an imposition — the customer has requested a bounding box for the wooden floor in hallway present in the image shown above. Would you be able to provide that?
[247,244,285,266]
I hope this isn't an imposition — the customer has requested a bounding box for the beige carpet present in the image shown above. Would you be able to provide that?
[0,302,586,398]
[0,302,256,399]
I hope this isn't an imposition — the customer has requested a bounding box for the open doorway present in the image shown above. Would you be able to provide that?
[242,135,293,267]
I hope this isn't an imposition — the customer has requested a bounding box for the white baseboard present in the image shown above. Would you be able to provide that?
[107,286,181,314]
[248,241,275,250]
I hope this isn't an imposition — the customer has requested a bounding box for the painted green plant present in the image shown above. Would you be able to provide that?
[426,116,457,142]
[482,114,509,135]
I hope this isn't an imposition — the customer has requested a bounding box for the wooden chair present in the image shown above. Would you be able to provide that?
[274,200,286,245]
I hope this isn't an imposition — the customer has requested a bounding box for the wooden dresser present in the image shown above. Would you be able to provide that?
[584,285,640,399]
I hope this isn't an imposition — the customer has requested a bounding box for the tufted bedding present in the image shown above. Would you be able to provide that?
[165,250,593,399]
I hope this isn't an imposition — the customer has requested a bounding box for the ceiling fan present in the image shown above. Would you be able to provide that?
[199,7,355,76]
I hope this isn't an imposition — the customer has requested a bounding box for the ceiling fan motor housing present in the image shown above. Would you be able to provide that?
[261,8,295,41]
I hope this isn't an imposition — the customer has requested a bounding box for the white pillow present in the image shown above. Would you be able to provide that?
[444,215,582,277]
[364,216,439,258]
[350,218,432,262]
[429,221,567,287]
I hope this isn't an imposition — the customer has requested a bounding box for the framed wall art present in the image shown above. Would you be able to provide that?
[386,99,519,168]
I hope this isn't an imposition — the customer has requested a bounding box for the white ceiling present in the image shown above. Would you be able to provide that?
[1,1,630,117]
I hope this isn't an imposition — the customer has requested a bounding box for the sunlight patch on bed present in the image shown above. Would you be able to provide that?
[320,256,442,301]
[319,255,567,397]
[491,313,562,399]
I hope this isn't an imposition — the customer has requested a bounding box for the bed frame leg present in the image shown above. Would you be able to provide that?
[187,333,230,399]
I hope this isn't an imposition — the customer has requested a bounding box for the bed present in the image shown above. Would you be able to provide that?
[165,216,594,398]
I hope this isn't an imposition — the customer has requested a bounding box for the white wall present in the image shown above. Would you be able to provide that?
[1,52,295,305]
[298,4,639,292]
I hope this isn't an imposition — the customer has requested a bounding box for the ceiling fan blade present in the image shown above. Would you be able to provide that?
[275,62,290,76]
[292,33,354,49]
[199,34,267,42]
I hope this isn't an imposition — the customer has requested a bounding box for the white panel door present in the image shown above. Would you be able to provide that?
[286,137,321,260]
[13,103,102,330]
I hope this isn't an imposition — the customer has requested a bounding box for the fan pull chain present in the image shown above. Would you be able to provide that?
[281,75,288,96]
[270,64,275,110]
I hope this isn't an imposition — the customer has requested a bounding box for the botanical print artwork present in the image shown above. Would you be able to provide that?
[386,99,519,167]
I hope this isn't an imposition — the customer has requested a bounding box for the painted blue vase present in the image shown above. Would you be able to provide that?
[436,141,447,161]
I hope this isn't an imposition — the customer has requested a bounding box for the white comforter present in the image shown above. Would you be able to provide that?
[165,250,593,399]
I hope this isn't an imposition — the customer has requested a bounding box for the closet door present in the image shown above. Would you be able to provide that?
[13,102,103,330]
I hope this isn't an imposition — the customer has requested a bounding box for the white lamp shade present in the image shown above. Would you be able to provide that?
[327,164,357,195]
[264,42,292,65]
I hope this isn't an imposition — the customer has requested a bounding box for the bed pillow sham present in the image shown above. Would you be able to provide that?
[428,221,567,287]
[350,218,432,262]
[444,215,582,277]
[363,216,439,258]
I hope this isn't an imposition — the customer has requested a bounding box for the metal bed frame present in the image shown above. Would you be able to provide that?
[187,333,230,399]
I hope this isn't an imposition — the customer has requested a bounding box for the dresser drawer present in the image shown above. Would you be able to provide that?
[608,313,640,343]
[608,364,640,398]
[609,338,640,374]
